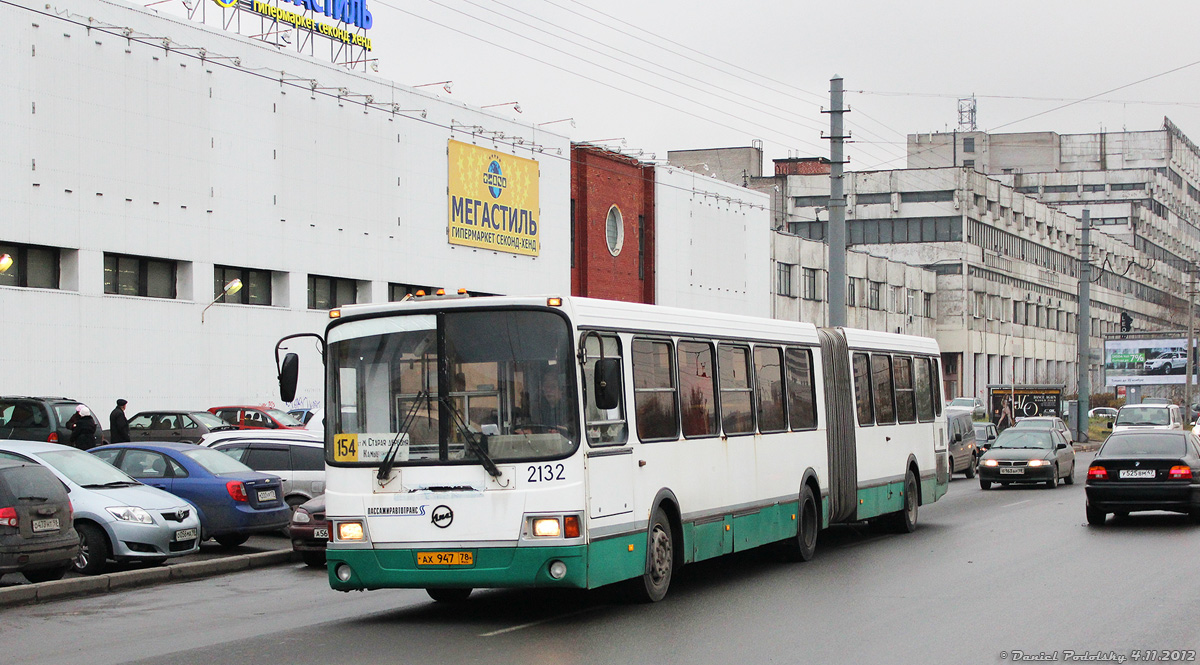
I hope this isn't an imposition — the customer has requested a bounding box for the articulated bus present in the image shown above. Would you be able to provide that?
[277,295,948,602]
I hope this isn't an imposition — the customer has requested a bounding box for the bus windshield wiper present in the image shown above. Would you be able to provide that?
[439,397,501,478]
[377,390,429,484]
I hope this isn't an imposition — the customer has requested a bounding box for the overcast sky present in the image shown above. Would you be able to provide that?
[180,0,1200,169]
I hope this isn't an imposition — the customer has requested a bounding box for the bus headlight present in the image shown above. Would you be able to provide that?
[533,518,561,537]
[337,521,365,541]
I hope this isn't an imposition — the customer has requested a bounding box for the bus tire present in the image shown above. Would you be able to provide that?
[890,471,919,534]
[633,506,674,603]
[426,587,472,603]
[780,484,819,562]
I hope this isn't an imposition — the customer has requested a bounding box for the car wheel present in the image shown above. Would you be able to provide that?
[780,484,819,562]
[1063,462,1075,485]
[1045,466,1058,489]
[214,534,250,548]
[73,522,110,575]
[23,566,68,583]
[965,456,977,479]
[979,478,991,490]
[426,587,472,603]
[1086,504,1107,526]
[301,551,326,568]
[631,506,675,602]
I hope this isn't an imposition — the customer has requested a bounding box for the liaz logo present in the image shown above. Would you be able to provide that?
[431,505,454,529]
[483,160,507,199]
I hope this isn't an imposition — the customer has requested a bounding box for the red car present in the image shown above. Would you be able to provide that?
[290,494,327,568]
[208,406,306,431]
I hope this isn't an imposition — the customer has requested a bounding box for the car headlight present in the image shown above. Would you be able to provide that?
[292,509,312,524]
[1028,459,1046,467]
[982,459,999,467]
[107,506,155,524]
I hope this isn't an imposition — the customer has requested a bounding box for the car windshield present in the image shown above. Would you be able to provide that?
[1101,434,1187,457]
[973,425,988,437]
[38,449,138,486]
[328,309,579,466]
[182,447,254,475]
[190,412,230,429]
[1115,408,1172,426]
[991,430,1053,449]
[265,409,304,427]
[950,398,974,407]
[1013,419,1055,429]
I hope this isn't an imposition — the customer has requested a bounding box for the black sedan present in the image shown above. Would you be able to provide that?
[1085,430,1200,526]
[978,428,1076,490]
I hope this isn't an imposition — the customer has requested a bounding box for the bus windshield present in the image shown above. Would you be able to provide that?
[327,309,579,465]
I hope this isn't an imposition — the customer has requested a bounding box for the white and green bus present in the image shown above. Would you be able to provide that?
[277,294,948,602]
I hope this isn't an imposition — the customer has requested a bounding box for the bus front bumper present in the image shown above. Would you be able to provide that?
[326,545,589,591]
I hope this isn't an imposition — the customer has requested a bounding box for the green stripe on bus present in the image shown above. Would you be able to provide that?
[854,481,906,520]
[326,545,588,590]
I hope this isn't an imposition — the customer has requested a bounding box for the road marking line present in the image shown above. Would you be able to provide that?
[480,608,598,637]
[1003,499,1032,508]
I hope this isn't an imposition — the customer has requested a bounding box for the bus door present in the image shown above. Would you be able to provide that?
[580,334,633,519]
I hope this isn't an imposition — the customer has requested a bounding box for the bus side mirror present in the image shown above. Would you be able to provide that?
[594,358,622,411]
[279,353,300,403]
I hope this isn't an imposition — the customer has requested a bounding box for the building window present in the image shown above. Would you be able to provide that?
[389,283,438,301]
[1110,182,1144,191]
[900,190,955,203]
[1015,186,1040,194]
[855,193,891,205]
[605,205,624,256]
[802,268,819,300]
[308,275,357,310]
[0,242,59,289]
[103,253,176,299]
[793,195,829,207]
[1043,184,1078,194]
[847,278,857,307]
[213,265,271,305]
[777,263,795,298]
[924,292,934,319]
[963,159,975,169]
[963,137,975,153]
[638,214,646,280]
[868,281,882,310]
[1083,184,1106,192]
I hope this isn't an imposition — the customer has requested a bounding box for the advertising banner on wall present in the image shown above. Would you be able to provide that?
[447,140,540,257]
[1104,337,1195,386]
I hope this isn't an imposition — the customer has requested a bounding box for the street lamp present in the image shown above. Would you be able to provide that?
[201,278,242,323]
[481,101,521,114]
[414,80,453,94]
[0,254,12,274]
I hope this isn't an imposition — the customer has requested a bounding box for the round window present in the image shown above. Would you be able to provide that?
[605,206,624,256]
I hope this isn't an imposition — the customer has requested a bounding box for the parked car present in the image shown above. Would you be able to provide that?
[0,397,106,446]
[0,459,79,583]
[290,494,327,568]
[945,409,978,478]
[128,410,236,444]
[206,434,326,510]
[977,428,1077,490]
[1011,416,1072,441]
[90,442,291,547]
[0,440,200,574]
[1088,407,1118,420]
[1111,404,1183,433]
[209,406,307,431]
[973,421,998,454]
[288,409,317,426]
[1085,430,1200,526]
[947,397,985,420]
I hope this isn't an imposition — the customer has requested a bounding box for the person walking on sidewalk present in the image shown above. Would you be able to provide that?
[110,399,130,443]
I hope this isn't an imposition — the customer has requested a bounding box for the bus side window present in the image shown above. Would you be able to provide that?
[632,338,679,442]
[871,354,896,424]
[894,356,916,424]
[785,347,817,430]
[754,346,787,434]
[913,357,934,422]
[678,340,719,438]
[719,344,755,435]
[853,353,874,426]
[582,334,628,446]
[931,358,944,416]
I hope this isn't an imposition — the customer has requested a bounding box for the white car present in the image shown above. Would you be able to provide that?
[1088,407,1118,420]
[1111,404,1183,433]
[1144,352,1187,375]
[203,431,325,510]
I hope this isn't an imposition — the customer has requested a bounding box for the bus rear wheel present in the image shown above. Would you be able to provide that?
[426,587,472,603]
[889,471,919,534]
[633,507,674,603]
[781,485,819,562]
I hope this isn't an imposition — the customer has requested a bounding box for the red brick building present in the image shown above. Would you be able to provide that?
[570,144,655,303]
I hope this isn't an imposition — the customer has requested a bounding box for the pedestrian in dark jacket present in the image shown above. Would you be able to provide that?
[110,399,131,443]
[70,406,98,451]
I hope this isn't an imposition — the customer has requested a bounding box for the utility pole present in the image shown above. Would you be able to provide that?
[1187,272,1195,426]
[824,76,849,327]
[1076,210,1091,442]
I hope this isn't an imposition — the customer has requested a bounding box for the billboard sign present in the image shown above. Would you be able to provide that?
[988,385,1063,431]
[447,140,540,257]
[1104,337,1195,386]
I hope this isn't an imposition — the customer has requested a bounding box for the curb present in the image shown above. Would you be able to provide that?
[0,549,298,608]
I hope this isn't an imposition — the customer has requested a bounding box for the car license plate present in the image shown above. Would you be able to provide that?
[999,467,1025,475]
[1120,469,1156,479]
[174,528,198,542]
[313,528,329,540]
[31,518,59,533]
[257,490,277,502]
[416,551,474,566]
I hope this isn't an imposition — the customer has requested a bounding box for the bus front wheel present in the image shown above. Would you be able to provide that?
[633,507,674,603]
[889,471,919,534]
[780,484,819,562]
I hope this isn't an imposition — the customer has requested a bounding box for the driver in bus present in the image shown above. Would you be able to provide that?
[516,374,568,435]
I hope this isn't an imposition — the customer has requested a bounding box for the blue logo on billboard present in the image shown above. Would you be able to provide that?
[483,160,507,199]
[280,0,373,30]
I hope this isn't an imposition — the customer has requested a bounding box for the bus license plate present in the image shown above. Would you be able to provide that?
[999,467,1024,475]
[1120,469,1156,479]
[313,528,329,540]
[417,551,474,566]
[32,518,60,533]
[175,528,198,542]
[257,490,277,502]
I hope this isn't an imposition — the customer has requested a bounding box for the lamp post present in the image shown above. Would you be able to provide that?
[481,101,521,114]
[201,278,242,323]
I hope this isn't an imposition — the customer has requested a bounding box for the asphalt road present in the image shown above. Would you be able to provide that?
[8,452,1200,665]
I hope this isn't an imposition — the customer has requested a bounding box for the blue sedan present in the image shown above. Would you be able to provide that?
[90,442,291,547]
